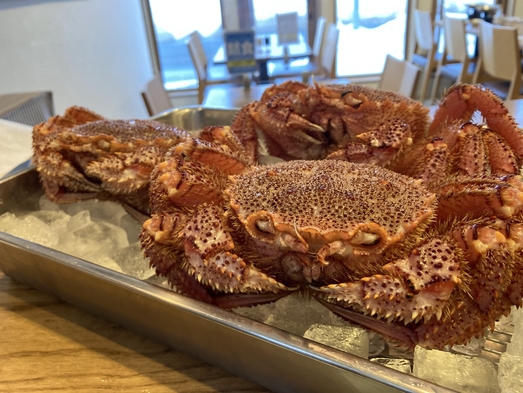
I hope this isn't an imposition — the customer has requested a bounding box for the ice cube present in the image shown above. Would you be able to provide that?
[58,235,101,260]
[498,352,523,392]
[496,309,516,334]
[368,333,386,357]
[303,323,369,358]
[507,308,523,357]
[451,336,486,356]
[32,209,69,225]
[38,196,60,211]
[113,241,154,280]
[370,358,411,374]
[234,293,348,336]
[61,199,124,222]
[117,213,142,243]
[0,213,59,248]
[74,221,129,250]
[413,346,500,393]
[93,256,124,273]
[68,210,92,232]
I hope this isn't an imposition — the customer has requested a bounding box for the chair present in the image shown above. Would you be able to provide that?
[411,9,445,102]
[268,17,326,79]
[429,14,476,104]
[379,55,420,98]
[141,75,172,117]
[472,20,523,100]
[187,33,236,104]
[273,23,340,84]
[189,31,231,82]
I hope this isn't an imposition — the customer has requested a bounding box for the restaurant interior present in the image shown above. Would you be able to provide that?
[2,0,523,122]
[3,0,523,392]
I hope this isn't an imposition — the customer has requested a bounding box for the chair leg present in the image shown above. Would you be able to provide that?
[429,69,441,104]
[419,58,436,103]
[198,85,204,105]
[418,44,438,103]
[430,53,446,104]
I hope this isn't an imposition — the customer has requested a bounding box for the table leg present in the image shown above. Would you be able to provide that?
[258,59,270,84]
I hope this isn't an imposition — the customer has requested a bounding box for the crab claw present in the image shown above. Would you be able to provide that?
[326,118,413,167]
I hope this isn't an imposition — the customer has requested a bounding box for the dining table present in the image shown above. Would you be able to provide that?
[213,33,312,84]
[0,270,270,392]
[202,82,270,108]
[2,98,523,392]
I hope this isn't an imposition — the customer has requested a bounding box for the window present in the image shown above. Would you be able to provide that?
[148,0,224,90]
[252,0,308,39]
[336,0,408,77]
[147,0,310,91]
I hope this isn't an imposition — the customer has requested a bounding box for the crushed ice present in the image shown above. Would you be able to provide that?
[0,196,522,391]
[0,196,155,279]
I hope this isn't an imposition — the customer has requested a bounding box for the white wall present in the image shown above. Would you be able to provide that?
[0,0,154,119]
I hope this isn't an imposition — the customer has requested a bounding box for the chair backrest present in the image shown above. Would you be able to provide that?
[443,14,468,62]
[312,17,326,59]
[190,31,208,69]
[400,60,421,98]
[276,12,299,44]
[320,24,340,78]
[478,20,520,81]
[379,55,404,93]
[379,55,419,98]
[141,75,172,117]
[187,35,207,82]
[413,9,435,52]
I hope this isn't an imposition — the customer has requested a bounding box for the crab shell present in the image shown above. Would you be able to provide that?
[224,160,437,286]
[32,106,189,214]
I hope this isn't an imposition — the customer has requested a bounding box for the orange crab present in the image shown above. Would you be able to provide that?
[231,82,523,184]
[32,106,189,214]
[140,125,523,349]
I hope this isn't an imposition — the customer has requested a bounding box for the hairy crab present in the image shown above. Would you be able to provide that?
[32,106,189,214]
[140,124,523,349]
[232,82,523,183]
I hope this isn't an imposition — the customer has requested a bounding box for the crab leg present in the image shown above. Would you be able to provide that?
[313,238,461,326]
[182,204,291,293]
[436,175,523,221]
[149,129,251,210]
[451,219,523,312]
[431,84,523,156]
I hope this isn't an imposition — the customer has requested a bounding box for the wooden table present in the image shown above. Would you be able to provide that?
[0,271,269,392]
[214,34,311,83]
[203,83,271,108]
[201,79,352,109]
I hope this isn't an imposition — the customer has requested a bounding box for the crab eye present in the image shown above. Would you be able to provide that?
[255,220,274,234]
[244,212,277,241]
[351,231,381,246]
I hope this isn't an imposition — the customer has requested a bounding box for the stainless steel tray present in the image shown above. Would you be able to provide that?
[0,107,456,393]
[152,105,239,132]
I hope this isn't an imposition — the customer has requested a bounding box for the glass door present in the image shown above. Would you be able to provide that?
[335,0,409,77]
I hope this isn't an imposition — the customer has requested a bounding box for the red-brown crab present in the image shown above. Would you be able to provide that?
[232,82,523,183]
[32,106,189,215]
[140,125,523,349]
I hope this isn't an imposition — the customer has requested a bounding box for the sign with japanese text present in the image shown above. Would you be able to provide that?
[224,30,257,74]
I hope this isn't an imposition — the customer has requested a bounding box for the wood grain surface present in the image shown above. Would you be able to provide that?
[0,271,270,392]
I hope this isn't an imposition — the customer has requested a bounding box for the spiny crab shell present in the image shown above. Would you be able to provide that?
[32,106,189,214]
[140,125,523,349]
